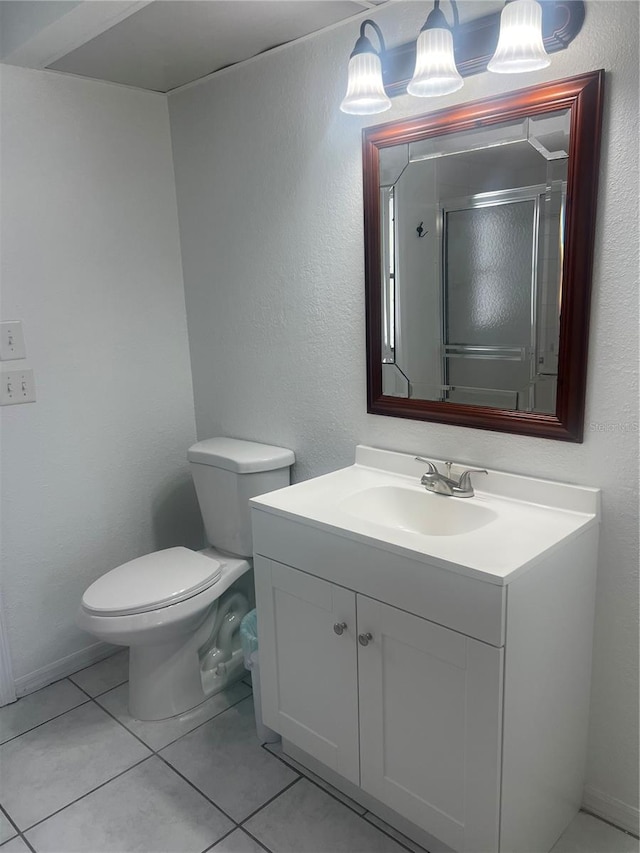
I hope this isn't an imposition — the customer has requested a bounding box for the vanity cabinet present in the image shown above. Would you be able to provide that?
[252,485,599,853]
[256,555,503,852]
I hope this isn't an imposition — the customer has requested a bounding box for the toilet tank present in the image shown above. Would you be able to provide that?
[187,437,295,557]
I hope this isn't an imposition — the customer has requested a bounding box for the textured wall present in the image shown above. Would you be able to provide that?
[1,65,200,683]
[168,0,639,822]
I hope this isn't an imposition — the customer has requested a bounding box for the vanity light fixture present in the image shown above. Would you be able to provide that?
[407,1,463,98]
[488,0,550,73]
[340,20,392,115]
[340,0,575,116]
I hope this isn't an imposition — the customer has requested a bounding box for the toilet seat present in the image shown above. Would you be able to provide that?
[81,547,222,617]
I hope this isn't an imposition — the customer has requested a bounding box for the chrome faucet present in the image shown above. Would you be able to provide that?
[415,458,488,498]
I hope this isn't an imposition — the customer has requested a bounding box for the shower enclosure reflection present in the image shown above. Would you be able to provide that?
[379,110,569,414]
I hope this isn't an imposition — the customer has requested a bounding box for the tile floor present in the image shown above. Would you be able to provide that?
[0,651,637,853]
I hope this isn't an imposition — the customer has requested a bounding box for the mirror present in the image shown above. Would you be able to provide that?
[364,71,604,441]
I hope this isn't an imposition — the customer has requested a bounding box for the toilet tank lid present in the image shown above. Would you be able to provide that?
[187,437,295,473]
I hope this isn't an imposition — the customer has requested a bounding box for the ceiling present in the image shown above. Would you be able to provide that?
[0,0,507,94]
[1,0,389,92]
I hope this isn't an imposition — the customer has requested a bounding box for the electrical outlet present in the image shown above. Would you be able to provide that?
[0,369,36,405]
[0,321,27,360]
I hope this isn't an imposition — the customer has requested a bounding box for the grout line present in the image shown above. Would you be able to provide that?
[14,832,37,853]
[260,744,365,817]
[91,682,251,753]
[0,788,35,851]
[0,683,92,747]
[85,678,128,699]
[71,682,99,701]
[89,696,162,754]
[238,775,303,826]
[240,826,276,853]
[96,687,300,839]
[200,825,274,853]
[5,678,417,853]
[44,683,258,830]
[153,691,254,751]
[0,803,20,842]
[200,824,238,853]
[259,745,425,853]
[20,755,153,835]
[153,753,239,827]
[12,688,255,844]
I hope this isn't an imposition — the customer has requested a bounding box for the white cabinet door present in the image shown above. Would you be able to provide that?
[255,556,360,785]
[357,595,504,853]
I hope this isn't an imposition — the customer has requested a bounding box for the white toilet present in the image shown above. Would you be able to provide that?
[77,437,294,721]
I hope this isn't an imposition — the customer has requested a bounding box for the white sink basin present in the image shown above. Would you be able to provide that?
[339,485,498,536]
[250,445,600,583]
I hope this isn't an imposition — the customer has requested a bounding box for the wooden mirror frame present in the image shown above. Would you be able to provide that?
[364,70,604,442]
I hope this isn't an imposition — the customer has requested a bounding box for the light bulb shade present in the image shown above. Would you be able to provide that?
[407,28,463,98]
[488,0,550,73]
[340,51,391,115]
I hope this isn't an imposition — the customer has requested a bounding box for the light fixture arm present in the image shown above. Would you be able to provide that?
[421,0,460,32]
[351,19,387,59]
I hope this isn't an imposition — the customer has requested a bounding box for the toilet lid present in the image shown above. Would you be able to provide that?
[81,547,222,616]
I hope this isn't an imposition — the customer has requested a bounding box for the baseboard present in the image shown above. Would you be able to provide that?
[14,641,119,698]
[0,610,17,706]
[582,786,640,837]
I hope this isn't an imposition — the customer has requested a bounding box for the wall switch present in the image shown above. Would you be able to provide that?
[0,369,36,405]
[0,321,27,360]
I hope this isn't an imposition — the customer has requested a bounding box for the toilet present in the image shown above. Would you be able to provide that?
[77,437,294,721]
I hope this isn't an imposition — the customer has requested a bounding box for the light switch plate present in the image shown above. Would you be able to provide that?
[0,321,27,360]
[0,368,36,405]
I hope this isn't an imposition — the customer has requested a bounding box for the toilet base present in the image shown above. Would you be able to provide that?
[201,647,246,697]
[128,634,247,721]
[128,582,251,721]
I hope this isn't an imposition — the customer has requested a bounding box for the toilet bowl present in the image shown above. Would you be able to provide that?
[78,438,294,721]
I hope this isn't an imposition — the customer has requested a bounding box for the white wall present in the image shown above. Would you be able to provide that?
[168,0,639,825]
[0,65,200,690]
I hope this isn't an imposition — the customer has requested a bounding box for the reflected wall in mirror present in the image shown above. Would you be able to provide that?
[364,72,604,441]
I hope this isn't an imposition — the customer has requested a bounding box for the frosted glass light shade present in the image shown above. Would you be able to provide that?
[340,52,391,115]
[488,0,550,73]
[407,27,463,97]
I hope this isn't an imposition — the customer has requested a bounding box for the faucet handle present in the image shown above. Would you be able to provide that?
[457,468,488,491]
[415,457,438,474]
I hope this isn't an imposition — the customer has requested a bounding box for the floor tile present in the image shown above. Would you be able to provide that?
[551,812,639,853]
[69,650,129,697]
[244,778,408,853]
[96,680,252,750]
[0,680,88,745]
[25,756,233,853]
[161,697,298,822]
[0,701,151,829]
[210,828,267,853]
[0,811,16,845]
[0,837,30,852]
[364,812,428,853]
[264,742,366,815]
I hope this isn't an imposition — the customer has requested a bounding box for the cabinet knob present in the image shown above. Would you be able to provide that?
[358,632,373,646]
[333,622,348,635]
